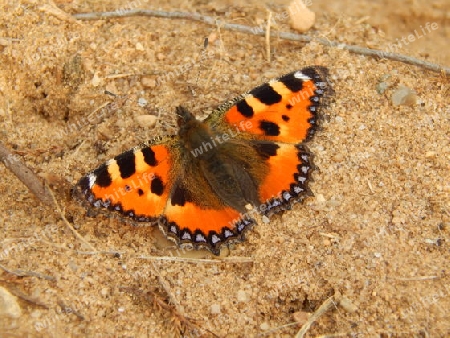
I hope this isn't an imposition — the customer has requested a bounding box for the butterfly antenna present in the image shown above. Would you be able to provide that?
[189,37,209,96]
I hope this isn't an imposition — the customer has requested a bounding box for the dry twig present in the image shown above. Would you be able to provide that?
[0,263,55,281]
[295,296,335,338]
[7,286,50,309]
[0,141,54,205]
[73,9,450,75]
[120,286,215,337]
[47,188,97,252]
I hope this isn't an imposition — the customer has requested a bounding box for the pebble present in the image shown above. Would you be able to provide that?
[141,77,156,88]
[260,322,270,330]
[339,296,358,313]
[289,0,316,33]
[0,287,21,318]
[137,97,147,107]
[91,72,102,87]
[135,115,157,128]
[237,290,248,302]
[135,42,144,51]
[210,304,221,314]
[391,86,417,106]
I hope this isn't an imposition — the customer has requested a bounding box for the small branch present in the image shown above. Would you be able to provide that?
[0,142,54,205]
[295,296,335,338]
[137,254,253,264]
[0,263,56,281]
[265,11,272,63]
[120,286,214,336]
[7,286,50,309]
[72,10,450,75]
[47,188,98,252]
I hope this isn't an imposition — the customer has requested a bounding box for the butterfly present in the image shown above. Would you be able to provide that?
[73,66,331,255]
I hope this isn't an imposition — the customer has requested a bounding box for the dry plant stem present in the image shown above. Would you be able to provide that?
[0,263,55,281]
[73,10,450,76]
[47,187,97,252]
[265,10,272,63]
[120,286,211,336]
[295,296,335,338]
[7,286,50,308]
[0,142,54,205]
[138,254,253,264]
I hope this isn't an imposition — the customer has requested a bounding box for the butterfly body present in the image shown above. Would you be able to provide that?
[74,66,331,255]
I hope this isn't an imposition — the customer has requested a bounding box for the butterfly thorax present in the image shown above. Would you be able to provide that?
[175,106,262,212]
[176,106,216,156]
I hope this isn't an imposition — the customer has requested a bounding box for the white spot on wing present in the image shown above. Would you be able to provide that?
[294,71,311,81]
[88,174,96,188]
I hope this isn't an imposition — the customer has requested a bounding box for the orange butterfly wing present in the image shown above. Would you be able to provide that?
[74,137,175,222]
[207,66,330,213]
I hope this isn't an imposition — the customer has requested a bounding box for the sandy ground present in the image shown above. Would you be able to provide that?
[0,0,449,337]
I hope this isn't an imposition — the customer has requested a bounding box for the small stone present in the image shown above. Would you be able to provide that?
[292,310,309,325]
[0,287,22,318]
[142,77,156,87]
[101,288,109,297]
[135,115,157,128]
[210,304,221,314]
[391,86,417,106]
[376,81,389,94]
[138,97,147,107]
[135,42,144,51]
[315,193,326,203]
[260,322,270,330]
[289,0,315,33]
[237,290,248,302]
[207,32,217,44]
[339,296,358,313]
[91,72,102,87]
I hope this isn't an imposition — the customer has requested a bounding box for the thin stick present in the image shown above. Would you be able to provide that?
[47,187,97,252]
[295,296,335,338]
[0,142,54,205]
[265,11,272,63]
[73,10,450,75]
[0,263,55,281]
[7,286,50,308]
[138,255,253,264]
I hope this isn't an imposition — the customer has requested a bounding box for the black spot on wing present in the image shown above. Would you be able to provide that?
[137,188,144,196]
[142,147,158,166]
[170,183,192,206]
[77,176,91,192]
[93,163,112,187]
[236,99,254,118]
[253,142,279,160]
[279,72,304,92]
[251,84,282,105]
[115,150,136,179]
[282,115,290,121]
[151,175,164,196]
[260,120,280,136]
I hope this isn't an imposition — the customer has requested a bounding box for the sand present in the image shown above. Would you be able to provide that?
[0,0,449,337]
